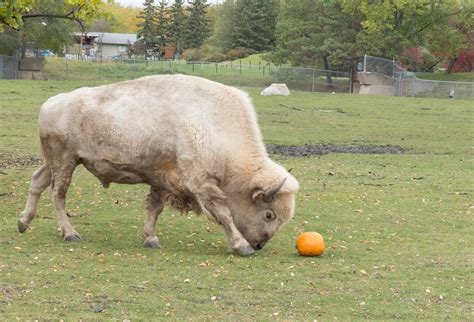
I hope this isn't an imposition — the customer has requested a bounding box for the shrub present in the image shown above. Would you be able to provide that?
[203,52,227,62]
[225,49,241,60]
[182,48,202,62]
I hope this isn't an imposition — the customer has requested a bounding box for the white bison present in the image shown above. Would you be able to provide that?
[18,75,299,256]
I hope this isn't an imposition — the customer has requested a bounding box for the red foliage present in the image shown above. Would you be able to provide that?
[399,47,424,71]
[450,47,474,72]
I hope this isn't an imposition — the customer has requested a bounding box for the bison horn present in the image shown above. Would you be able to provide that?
[263,178,287,203]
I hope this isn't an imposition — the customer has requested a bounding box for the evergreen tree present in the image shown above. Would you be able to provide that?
[184,0,210,49]
[270,0,358,85]
[231,0,278,52]
[212,0,237,52]
[167,0,185,54]
[155,0,169,52]
[136,0,159,58]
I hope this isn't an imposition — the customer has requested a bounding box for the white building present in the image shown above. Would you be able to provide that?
[69,32,137,59]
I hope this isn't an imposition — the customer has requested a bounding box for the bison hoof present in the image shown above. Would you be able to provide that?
[18,220,28,233]
[234,244,255,257]
[65,233,82,242]
[144,237,161,249]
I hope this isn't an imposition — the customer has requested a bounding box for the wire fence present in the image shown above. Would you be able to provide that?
[0,55,351,94]
[4,54,470,99]
[0,54,19,79]
[363,55,474,100]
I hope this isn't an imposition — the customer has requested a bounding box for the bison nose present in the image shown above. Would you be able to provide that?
[254,240,267,250]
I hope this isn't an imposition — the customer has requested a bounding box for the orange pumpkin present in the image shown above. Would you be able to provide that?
[296,232,325,256]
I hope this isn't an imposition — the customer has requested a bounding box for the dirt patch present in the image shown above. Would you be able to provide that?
[0,151,42,169]
[267,144,416,157]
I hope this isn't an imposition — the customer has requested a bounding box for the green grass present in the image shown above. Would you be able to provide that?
[1,80,473,319]
[416,71,474,82]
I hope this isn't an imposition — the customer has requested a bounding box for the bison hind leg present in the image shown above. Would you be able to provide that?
[143,187,165,248]
[49,159,81,242]
[19,164,52,233]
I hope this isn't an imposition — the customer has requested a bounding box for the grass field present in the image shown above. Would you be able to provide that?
[416,71,474,82]
[0,79,473,320]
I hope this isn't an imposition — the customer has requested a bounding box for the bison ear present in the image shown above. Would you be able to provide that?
[251,188,265,203]
[251,178,287,204]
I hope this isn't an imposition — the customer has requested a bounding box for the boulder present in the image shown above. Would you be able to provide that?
[261,83,290,96]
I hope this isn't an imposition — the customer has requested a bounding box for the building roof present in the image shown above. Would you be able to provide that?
[73,32,137,45]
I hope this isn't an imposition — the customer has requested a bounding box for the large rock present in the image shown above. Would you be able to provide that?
[358,72,395,86]
[18,70,44,80]
[19,57,45,71]
[261,83,290,96]
[18,57,45,80]
[358,72,395,96]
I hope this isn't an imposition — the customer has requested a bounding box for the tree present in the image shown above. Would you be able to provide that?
[0,0,104,57]
[212,0,236,52]
[136,0,159,58]
[184,0,210,49]
[155,0,169,52]
[0,0,104,32]
[271,0,471,80]
[339,0,469,64]
[231,0,278,52]
[89,2,142,33]
[428,0,474,73]
[271,0,359,85]
[167,0,185,54]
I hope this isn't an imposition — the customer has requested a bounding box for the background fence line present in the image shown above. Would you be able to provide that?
[363,55,473,100]
[1,55,351,94]
[2,54,472,99]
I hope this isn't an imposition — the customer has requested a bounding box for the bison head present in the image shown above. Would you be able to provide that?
[227,163,299,251]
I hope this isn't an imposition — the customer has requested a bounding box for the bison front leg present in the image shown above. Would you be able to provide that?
[192,182,254,256]
[143,187,164,248]
[204,201,254,256]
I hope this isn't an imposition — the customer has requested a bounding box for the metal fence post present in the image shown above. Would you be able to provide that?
[348,69,352,93]
[239,62,242,87]
[0,55,3,79]
[363,55,367,73]
[201,62,204,77]
[398,72,402,96]
[312,69,315,93]
[392,58,395,77]
[412,75,416,97]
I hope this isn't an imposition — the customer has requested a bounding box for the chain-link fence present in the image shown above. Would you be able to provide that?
[363,55,397,77]
[395,72,474,99]
[0,54,19,79]
[0,55,350,93]
[363,55,474,100]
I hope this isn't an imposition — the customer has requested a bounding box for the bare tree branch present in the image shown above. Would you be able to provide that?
[21,5,87,33]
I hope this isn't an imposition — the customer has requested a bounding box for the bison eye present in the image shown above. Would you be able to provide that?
[265,211,275,220]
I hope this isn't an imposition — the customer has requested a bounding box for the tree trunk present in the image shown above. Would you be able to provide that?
[323,56,333,87]
[349,63,358,93]
[446,57,458,74]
